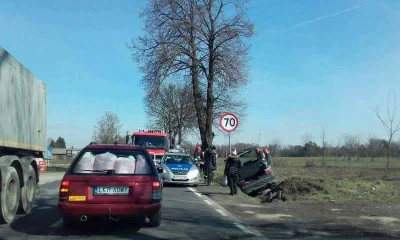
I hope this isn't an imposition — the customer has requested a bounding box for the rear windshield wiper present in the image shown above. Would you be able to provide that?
[82,169,116,175]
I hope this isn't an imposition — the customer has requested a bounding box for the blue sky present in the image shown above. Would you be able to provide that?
[1,0,399,148]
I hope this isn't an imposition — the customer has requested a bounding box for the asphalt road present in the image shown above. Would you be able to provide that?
[0,173,263,240]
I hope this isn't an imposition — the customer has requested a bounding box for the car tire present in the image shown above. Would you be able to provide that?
[148,211,161,227]
[0,167,21,224]
[193,178,199,187]
[19,165,37,214]
[63,216,76,229]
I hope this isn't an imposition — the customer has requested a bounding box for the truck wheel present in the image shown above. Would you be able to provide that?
[19,165,37,214]
[0,167,21,223]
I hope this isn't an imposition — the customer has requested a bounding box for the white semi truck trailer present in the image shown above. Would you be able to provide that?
[0,46,46,223]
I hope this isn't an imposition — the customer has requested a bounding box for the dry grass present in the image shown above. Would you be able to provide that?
[214,157,400,203]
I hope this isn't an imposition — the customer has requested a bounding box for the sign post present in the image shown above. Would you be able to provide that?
[219,112,239,154]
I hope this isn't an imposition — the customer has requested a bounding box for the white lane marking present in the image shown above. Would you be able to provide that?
[188,187,203,197]
[238,203,262,208]
[204,200,213,205]
[164,197,204,204]
[187,187,265,238]
[234,223,254,235]
[244,210,254,214]
[50,218,63,228]
[216,209,228,217]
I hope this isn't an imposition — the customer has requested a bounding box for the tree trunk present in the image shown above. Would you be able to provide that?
[386,147,390,170]
[189,1,207,150]
[178,126,182,145]
[203,1,216,149]
[386,139,391,170]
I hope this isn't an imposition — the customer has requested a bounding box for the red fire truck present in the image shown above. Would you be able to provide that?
[128,129,173,165]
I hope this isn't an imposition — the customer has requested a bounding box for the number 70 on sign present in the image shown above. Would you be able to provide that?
[219,113,239,132]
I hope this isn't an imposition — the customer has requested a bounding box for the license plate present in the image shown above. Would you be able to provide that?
[174,175,187,180]
[69,196,86,201]
[94,186,129,195]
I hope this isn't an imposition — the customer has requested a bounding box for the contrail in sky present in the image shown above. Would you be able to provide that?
[275,5,362,34]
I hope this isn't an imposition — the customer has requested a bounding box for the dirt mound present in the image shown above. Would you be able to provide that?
[260,176,326,202]
[279,176,325,200]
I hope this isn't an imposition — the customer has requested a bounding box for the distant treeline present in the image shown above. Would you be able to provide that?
[182,138,400,160]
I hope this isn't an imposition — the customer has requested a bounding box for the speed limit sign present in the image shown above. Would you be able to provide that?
[219,113,239,132]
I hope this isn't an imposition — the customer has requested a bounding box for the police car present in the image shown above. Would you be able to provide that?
[159,152,200,187]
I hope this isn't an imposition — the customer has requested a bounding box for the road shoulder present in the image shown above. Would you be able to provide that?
[195,184,400,239]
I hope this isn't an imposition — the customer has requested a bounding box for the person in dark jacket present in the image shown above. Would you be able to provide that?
[204,145,217,185]
[224,151,242,195]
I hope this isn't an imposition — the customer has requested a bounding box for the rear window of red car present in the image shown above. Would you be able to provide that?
[70,149,153,175]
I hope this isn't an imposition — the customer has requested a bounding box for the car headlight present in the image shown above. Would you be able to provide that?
[187,165,199,179]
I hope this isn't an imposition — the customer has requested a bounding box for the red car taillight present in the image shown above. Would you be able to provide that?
[59,180,69,201]
[239,180,247,187]
[264,168,273,175]
[152,181,162,203]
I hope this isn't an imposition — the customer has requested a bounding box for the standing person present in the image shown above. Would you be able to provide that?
[193,145,201,159]
[193,145,202,172]
[224,150,242,195]
[263,148,272,166]
[223,148,237,186]
[204,145,217,185]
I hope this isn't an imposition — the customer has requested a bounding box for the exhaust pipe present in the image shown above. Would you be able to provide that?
[80,215,88,222]
[108,208,120,221]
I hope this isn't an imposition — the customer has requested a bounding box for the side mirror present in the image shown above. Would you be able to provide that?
[157,167,164,173]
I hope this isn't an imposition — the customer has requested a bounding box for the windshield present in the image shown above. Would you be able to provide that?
[134,135,167,148]
[162,155,193,164]
[71,149,152,175]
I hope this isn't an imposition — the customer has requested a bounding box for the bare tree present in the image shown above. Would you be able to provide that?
[145,83,196,145]
[321,127,327,162]
[355,134,362,160]
[334,137,342,161]
[93,111,123,144]
[301,133,313,158]
[129,0,253,150]
[343,134,357,160]
[268,138,281,157]
[374,90,400,169]
[367,134,381,162]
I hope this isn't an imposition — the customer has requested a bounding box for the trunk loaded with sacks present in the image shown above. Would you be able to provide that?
[0,45,44,224]
[236,148,277,196]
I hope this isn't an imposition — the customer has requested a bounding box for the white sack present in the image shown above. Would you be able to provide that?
[114,157,136,174]
[74,152,95,173]
[93,152,117,171]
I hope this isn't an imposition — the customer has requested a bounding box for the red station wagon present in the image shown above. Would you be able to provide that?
[58,143,163,228]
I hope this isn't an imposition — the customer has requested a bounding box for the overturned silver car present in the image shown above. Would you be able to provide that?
[159,153,200,187]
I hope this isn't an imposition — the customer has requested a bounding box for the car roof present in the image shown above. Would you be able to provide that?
[84,144,144,150]
[133,132,168,137]
[165,152,191,157]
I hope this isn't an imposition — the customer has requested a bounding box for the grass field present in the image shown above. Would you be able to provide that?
[272,156,400,169]
[214,157,400,203]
